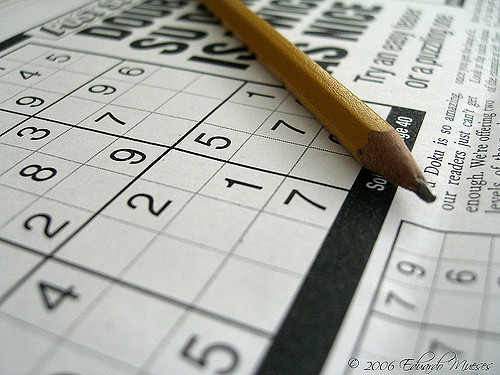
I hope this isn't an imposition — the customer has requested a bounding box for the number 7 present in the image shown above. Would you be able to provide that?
[284,189,326,210]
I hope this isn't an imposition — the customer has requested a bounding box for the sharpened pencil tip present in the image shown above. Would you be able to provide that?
[415,178,436,203]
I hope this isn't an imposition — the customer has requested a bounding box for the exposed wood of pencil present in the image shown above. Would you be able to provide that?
[200,0,430,195]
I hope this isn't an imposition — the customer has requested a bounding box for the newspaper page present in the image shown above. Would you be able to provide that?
[0,0,498,374]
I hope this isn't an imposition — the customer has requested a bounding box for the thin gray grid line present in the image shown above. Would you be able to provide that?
[2,67,239,109]
[0,47,83,102]
[23,80,261,372]
[139,84,309,371]
[475,235,496,360]
[0,107,352,192]
[0,54,222,238]
[0,125,123,233]
[26,41,282,88]
[201,119,351,157]
[412,231,448,359]
[391,245,492,265]
[9,75,280,370]
[385,275,487,297]
[372,309,500,339]
[1,129,333,231]
[1,44,346,374]
[344,221,430,375]
[0,64,244,307]
[0,61,126,233]
[347,224,499,375]
[142,88,329,371]
[126,85,293,371]
[0,49,96,113]
[0,234,274,339]
[0,311,140,375]
[3,105,349,159]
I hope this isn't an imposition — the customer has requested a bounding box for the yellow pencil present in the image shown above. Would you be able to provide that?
[199,0,435,202]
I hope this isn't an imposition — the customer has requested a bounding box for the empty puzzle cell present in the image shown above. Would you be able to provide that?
[33,70,93,95]
[37,96,105,125]
[165,194,257,251]
[230,136,305,175]
[204,101,271,133]
[68,283,184,367]
[3,45,53,63]
[155,92,222,122]
[65,54,120,76]
[141,150,223,192]
[57,215,155,276]
[122,235,224,302]
[44,165,132,211]
[290,148,359,190]
[141,66,200,91]
[183,74,243,100]
[235,212,326,275]
[197,257,302,332]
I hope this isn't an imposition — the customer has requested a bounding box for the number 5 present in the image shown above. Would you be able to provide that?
[181,335,239,374]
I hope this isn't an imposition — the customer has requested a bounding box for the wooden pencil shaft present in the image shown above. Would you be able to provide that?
[199,0,392,161]
[200,0,434,200]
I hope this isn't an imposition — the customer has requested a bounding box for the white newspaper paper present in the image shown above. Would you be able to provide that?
[0,0,498,374]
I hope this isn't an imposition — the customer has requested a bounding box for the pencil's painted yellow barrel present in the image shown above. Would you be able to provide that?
[200,0,394,161]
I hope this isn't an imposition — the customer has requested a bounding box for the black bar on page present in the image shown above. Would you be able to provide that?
[0,33,31,52]
[257,106,425,375]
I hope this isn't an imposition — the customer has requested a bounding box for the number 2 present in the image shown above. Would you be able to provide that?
[127,193,171,216]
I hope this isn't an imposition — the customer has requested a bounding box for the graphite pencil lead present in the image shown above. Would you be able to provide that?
[415,178,436,203]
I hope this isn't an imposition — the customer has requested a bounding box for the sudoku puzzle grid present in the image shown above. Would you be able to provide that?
[347,222,500,374]
[0,43,374,374]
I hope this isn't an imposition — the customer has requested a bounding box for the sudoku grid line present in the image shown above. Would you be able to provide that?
[0,43,359,373]
[0,40,436,375]
[345,221,499,374]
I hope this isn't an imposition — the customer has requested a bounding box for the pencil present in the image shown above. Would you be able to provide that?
[199,0,436,202]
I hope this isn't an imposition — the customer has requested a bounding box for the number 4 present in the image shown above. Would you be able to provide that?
[39,281,79,311]
[19,70,41,80]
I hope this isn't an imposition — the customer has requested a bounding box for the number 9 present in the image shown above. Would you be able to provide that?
[397,260,425,277]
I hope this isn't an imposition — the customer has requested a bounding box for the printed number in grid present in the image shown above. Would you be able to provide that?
[347,223,499,374]
[0,44,381,374]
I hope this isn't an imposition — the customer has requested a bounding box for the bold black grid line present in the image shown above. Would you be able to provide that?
[140,87,323,372]
[0,74,246,307]
[0,44,428,374]
[345,222,499,375]
[1,108,352,192]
